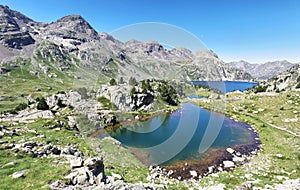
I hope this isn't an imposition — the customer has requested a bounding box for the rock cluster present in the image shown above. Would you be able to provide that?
[1,137,82,159]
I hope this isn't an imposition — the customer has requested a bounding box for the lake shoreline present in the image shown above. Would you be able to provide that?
[94,100,262,180]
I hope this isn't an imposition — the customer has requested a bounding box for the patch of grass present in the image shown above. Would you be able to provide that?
[0,117,100,189]
[0,150,70,190]
[97,96,116,110]
[196,91,300,188]
[99,137,149,183]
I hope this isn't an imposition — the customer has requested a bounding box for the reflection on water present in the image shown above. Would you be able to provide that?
[108,102,260,166]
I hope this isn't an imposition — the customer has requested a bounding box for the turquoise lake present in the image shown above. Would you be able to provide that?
[109,102,260,167]
[105,81,261,178]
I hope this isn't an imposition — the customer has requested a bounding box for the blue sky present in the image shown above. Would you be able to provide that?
[1,0,299,63]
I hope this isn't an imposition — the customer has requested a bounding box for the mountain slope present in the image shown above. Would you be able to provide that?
[227,60,295,80]
[0,5,252,86]
[256,64,300,92]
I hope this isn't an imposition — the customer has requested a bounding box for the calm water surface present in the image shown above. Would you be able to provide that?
[109,102,259,166]
[192,81,258,93]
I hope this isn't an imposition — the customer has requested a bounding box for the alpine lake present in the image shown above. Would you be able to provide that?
[99,81,260,179]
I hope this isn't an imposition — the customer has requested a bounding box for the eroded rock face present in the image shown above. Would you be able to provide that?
[97,84,155,112]
[97,84,132,112]
[0,32,35,49]
[0,5,36,50]
[45,15,100,42]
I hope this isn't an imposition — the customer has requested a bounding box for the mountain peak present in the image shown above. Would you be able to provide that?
[0,5,34,25]
[45,14,99,41]
[56,14,86,23]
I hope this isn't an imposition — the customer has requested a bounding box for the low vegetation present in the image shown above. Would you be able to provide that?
[196,90,300,188]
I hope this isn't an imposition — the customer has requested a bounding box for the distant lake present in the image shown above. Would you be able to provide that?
[108,103,260,178]
[192,81,258,93]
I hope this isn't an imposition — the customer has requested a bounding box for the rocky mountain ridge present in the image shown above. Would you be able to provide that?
[0,5,252,82]
[227,60,295,80]
[255,64,300,92]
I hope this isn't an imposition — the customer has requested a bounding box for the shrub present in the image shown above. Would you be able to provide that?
[141,79,151,93]
[37,97,49,110]
[119,77,125,84]
[254,85,267,93]
[296,83,300,89]
[97,96,115,110]
[157,83,178,106]
[130,87,136,97]
[77,87,89,99]
[14,102,28,111]
[128,77,138,86]
[109,78,116,85]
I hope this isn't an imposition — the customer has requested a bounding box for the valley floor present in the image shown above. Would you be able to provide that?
[0,89,299,190]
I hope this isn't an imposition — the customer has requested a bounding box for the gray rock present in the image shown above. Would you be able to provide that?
[70,158,83,169]
[12,169,28,179]
[233,156,245,162]
[111,172,123,180]
[223,160,235,168]
[22,141,37,148]
[226,147,235,154]
[190,170,197,178]
[0,68,11,74]
[62,146,76,155]
[237,182,253,190]
[75,169,89,185]
[2,161,17,168]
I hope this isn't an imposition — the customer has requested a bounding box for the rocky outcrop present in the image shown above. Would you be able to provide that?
[0,5,36,49]
[97,84,155,112]
[45,15,100,43]
[97,80,179,112]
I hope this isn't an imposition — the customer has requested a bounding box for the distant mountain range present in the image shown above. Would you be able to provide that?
[227,60,296,80]
[0,5,252,84]
[257,64,300,92]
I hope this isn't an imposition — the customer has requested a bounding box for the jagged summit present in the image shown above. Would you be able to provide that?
[0,5,34,25]
[45,14,99,42]
[0,5,36,50]
[56,14,85,22]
